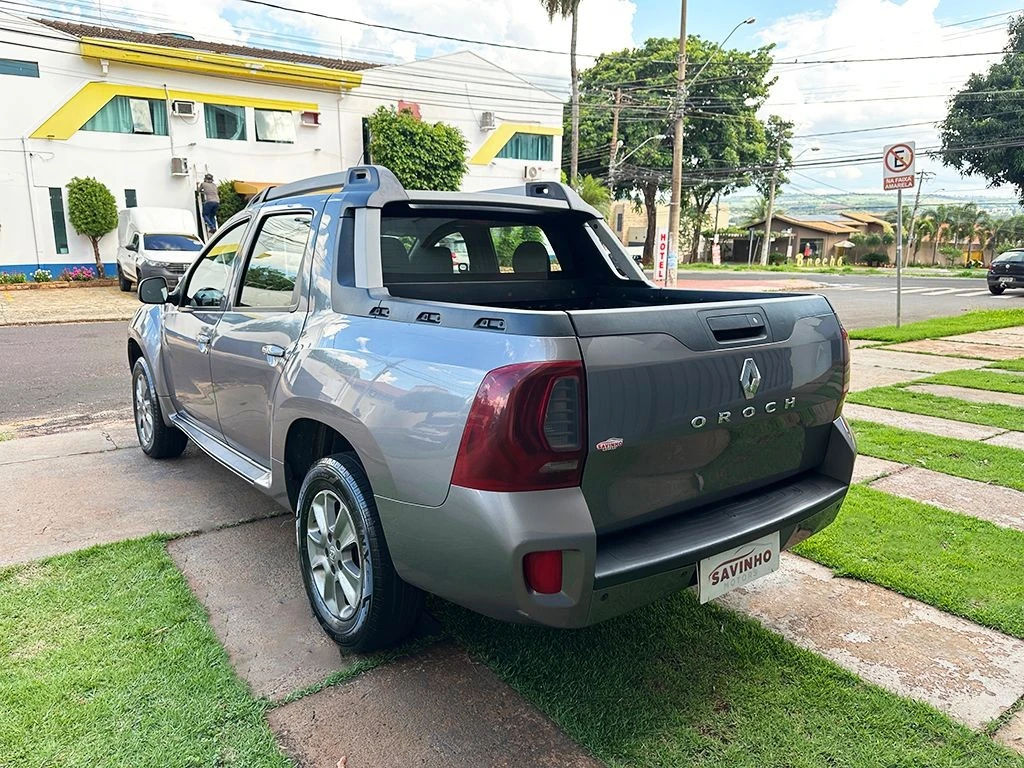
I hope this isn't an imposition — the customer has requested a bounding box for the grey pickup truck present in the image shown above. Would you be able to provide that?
[128,165,855,651]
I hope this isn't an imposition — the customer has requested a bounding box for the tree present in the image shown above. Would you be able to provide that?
[575,36,777,263]
[542,0,581,184]
[216,180,245,224]
[366,106,467,191]
[941,14,1024,202]
[66,176,117,278]
[573,173,611,213]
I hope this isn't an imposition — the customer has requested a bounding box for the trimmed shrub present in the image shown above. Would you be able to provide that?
[862,252,890,267]
[0,272,27,284]
[66,177,117,278]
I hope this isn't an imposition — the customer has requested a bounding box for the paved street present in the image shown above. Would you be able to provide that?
[0,320,130,434]
[678,271,1022,328]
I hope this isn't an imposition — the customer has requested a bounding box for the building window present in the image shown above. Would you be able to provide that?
[125,189,138,208]
[205,104,246,141]
[81,96,168,135]
[496,133,553,161]
[615,212,624,232]
[254,109,295,143]
[0,58,39,78]
[49,188,69,255]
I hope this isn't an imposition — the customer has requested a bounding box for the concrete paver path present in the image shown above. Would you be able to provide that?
[268,644,602,768]
[996,710,1024,755]
[0,285,138,326]
[0,427,281,566]
[905,383,1024,408]
[887,339,1024,361]
[869,466,1024,532]
[851,455,905,484]
[851,347,989,373]
[986,431,1024,450]
[843,403,1006,441]
[720,554,1024,729]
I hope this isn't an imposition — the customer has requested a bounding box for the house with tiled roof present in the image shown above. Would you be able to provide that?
[735,212,895,263]
[0,13,564,275]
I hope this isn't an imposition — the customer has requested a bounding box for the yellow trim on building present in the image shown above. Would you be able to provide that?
[30,82,318,140]
[469,123,563,165]
[79,38,363,92]
[233,181,280,195]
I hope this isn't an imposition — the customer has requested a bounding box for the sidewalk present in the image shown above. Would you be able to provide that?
[0,284,138,326]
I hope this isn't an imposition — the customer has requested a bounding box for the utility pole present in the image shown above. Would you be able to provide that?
[760,138,782,266]
[666,0,687,286]
[608,88,622,190]
[906,169,934,257]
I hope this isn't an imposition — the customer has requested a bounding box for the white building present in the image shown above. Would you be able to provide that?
[0,14,564,276]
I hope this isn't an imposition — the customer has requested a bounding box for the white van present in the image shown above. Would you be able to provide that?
[116,208,203,293]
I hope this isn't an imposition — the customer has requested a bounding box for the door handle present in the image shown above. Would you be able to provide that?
[196,330,213,354]
[261,344,286,360]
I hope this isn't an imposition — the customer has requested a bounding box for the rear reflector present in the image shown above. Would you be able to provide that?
[523,550,563,594]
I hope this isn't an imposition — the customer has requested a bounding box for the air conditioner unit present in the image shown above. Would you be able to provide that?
[479,111,496,131]
[170,157,189,176]
[300,110,321,127]
[524,164,544,181]
[170,100,196,117]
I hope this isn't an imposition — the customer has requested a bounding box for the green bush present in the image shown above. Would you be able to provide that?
[32,269,52,282]
[66,176,117,278]
[216,180,245,225]
[0,272,27,284]
[367,106,467,191]
[768,252,787,265]
[862,252,890,267]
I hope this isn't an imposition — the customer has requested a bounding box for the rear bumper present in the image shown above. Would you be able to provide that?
[988,274,1024,287]
[377,416,856,628]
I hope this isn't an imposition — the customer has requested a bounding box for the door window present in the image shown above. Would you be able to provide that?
[183,221,247,308]
[237,213,313,308]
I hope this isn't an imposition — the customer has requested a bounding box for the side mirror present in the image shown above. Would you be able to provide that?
[138,276,169,304]
[126,242,138,252]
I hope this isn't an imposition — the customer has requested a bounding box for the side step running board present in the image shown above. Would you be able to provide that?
[170,413,272,489]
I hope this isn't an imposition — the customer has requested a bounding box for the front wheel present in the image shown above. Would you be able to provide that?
[117,264,132,292]
[297,454,424,652]
[990,284,1006,295]
[132,358,188,458]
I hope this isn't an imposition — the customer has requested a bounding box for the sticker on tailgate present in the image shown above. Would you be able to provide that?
[698,533,780,603]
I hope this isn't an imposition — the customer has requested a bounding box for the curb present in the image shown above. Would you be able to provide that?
[0,280,119,291]
[0,314,134,327]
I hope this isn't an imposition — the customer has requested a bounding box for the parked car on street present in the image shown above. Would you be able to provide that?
[116,207,203,293]
[127,166,855,652]
[988,249,1024,294]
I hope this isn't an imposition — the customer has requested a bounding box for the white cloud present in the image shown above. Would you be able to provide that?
[759,0,1014,198]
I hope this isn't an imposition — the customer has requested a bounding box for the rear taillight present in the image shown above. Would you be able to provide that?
[451,361,586,492]
[836,324,851,419]
[523,550,563,594]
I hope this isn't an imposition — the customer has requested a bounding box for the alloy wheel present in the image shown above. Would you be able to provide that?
[306,489,364,620]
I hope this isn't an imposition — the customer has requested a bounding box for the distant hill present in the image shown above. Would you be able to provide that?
[728,193,1024,226]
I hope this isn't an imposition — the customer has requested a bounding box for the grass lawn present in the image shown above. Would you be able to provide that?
[847,385,1024,432]
[851,420,1024,492]
[0,538,289,768]
[990,358,1024,372]
[849,309,1024,343]
[924,368,1024,395]
[437,594,1024,768]
[795,485,1024,638]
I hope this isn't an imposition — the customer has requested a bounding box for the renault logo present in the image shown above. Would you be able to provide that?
[739,358,762,400]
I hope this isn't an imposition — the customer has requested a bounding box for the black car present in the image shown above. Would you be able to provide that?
[988,250,1024,295]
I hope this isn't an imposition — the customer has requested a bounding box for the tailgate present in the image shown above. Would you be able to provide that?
[571,295,845,534]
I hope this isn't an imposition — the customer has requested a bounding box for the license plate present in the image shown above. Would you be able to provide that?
[1000,277,1015,285]
[698,533,780,603]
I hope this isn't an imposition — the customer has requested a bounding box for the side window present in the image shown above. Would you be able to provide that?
[237,213,312,309]
[183,221,247,308]
[490,226,560,273]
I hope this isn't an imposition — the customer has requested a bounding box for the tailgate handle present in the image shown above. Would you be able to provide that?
[707,313,766,343]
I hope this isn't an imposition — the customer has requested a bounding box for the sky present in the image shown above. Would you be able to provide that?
[21,0,1024,206]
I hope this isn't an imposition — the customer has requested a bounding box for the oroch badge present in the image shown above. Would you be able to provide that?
[596,437,624,452]
[739,358,762,400]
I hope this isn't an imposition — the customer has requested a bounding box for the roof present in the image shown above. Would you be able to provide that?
[840,211,890,226]
[744,213,858,235]
[36,18,376,72]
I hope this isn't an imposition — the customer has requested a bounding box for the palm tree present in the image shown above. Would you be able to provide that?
[541,0,581,184]
[912,216,936,263]
[574,174,610,214]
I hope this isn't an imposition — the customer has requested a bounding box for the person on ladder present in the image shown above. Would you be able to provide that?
[200,174,220,237]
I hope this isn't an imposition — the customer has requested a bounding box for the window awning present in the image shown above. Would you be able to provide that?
[233,181,279,196]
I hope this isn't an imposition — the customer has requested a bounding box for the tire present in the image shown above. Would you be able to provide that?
[131,358,188,459]
[117,264,132,293]
[990,284,1005,295]
[296,454,424,652]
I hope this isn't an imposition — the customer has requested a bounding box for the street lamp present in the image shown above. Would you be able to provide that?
[761,144,820,266]
[667,14,756,285]
[609,135,666,187]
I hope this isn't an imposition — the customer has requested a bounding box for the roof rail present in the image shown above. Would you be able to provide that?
[263,171,349,202]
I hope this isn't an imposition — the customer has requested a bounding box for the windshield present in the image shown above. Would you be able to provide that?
[144,234,203,251]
